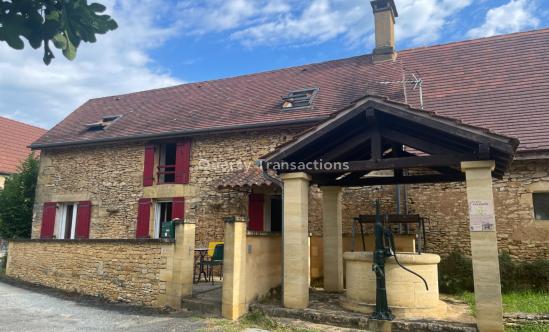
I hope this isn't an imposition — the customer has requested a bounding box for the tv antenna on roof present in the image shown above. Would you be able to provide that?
[378,71,424,109]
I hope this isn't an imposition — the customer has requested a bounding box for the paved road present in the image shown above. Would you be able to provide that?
[0,281,206,332]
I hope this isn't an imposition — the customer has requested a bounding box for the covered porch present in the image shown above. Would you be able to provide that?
[262,96,518,331]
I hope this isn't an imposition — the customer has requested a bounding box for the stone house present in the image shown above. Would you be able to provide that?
[0,116,46,189]
[29,2,549,261]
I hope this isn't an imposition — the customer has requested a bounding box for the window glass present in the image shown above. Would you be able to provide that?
[154,201,173,238]
[533,193,549,220]
[56,203,78,239]
[270,197,282,232]
[159,143,176,183]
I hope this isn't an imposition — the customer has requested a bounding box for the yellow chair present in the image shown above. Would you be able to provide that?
[207,241,223,257]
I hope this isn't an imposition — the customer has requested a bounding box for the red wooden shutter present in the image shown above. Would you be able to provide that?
[136,198,151,238]
[248,194,264,231]
[75,201,92,239]
[175,140,191,184]
[40,202,57,239]
[143,144,155,186]
[172,197,185,220]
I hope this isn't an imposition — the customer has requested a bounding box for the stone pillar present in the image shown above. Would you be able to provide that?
[281,172,311,309]
[163,219,195,308]
[321,186,344,292]
[222,216,248,320]
[461,161,503,332]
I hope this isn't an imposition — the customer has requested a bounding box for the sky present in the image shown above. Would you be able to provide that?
[1,0,548,129]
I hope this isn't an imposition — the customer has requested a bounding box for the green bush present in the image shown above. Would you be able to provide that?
[438,251,474,294]
[438,251,549,294]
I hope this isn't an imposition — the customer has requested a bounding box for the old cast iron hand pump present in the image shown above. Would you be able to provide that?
[371,200,429,321]
[371,199,395,320]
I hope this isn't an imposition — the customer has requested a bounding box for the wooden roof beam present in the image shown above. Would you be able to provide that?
[303,153,480,174]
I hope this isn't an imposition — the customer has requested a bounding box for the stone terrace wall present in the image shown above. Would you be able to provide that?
[408,160,549,260]
[245,234,282,305]
[6,239,174,307]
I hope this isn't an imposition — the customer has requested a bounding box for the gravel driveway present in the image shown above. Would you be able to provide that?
[0,280,206,332]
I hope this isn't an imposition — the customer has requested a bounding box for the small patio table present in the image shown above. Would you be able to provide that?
[193,248,209,283]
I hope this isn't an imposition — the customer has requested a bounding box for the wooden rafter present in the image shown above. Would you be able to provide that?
[261,96,518,186]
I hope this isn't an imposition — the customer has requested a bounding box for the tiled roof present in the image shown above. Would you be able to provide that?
[216,168,279,190]
[32,29,549,154]
[0,117,46,174]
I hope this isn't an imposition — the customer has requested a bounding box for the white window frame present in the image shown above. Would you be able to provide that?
[56,203,78,240]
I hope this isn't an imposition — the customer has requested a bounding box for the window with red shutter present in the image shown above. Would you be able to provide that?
[143,144,155,186]
[40,202,57,239]
[136,198,152,238]
[75,201,92,239]
[172,197,185,220]
[175,140,191,184]
[248,194,264,231]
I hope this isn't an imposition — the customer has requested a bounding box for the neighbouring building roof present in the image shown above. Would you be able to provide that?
[0,116,46,174]
[32,29,549,155]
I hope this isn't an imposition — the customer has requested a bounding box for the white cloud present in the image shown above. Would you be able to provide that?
[1,0,498,128]
[0,0,181,128]
[467,0,540,38]
[175,0,473,48]
[175,0,266,34]
[231,0,369,47]
[395,0,473,45]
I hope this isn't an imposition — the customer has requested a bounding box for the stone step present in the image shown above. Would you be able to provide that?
[249,303,477,332]
[181,284,222,316]
[181,296,221,316]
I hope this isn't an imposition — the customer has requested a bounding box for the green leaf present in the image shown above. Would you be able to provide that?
[62,34,77,60]
[52,33,67,49]
[43,41,54,65]
[89,3,107,13]
[0,30,25,49]
[46,10,62,22]
[1,0,117,64]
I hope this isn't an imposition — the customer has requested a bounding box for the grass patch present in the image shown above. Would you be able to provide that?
[454,291,548,314]
[456,292,476,315]
[506,323,549,332]
[200,311,317,332]
[502,291,549,314]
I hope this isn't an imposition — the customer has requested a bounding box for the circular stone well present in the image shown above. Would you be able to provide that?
[342,251,447,318]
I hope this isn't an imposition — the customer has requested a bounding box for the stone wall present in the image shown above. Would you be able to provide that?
[31,127,395,245]
[186,129,302,246]
[408,160,549,260]
[6,239,174,306]
[32,129,548,260]
[245,234,282,304]
[32,142,145,239]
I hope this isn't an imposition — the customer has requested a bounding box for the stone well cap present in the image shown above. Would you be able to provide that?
[343,251,441,265]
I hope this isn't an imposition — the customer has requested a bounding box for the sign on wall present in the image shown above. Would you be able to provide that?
[468,200,496,231]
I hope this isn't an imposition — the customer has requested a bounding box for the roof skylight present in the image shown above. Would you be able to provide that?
[84,115,121,131]
[281,88,318,109]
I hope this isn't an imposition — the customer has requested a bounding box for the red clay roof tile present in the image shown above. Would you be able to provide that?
[31,29,549,153]
[0,117,46,174]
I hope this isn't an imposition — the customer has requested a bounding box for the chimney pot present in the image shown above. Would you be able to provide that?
[370,0,398,63]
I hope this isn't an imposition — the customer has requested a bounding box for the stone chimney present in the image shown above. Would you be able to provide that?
[371,0,398,63]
